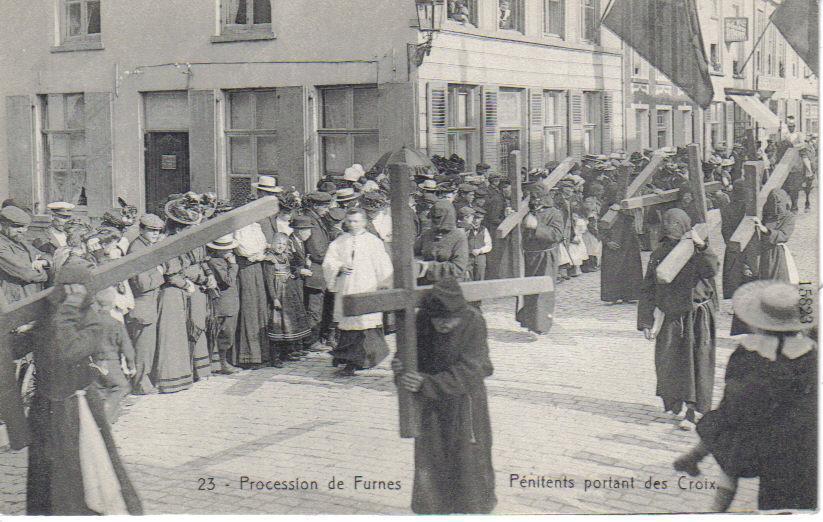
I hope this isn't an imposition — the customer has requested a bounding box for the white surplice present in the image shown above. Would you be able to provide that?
[322,230,393,331]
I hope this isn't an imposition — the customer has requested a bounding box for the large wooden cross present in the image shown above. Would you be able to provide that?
[600,150,666,230]
[342,163,554,439]
[0,196,281,449]
[728,148,800,252]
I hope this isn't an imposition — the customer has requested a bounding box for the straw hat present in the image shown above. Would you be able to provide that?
[47,201,75,218]
[207,234,239,250]
[251,175,284,193]
[336,187,360,202]
[733,281,814,332]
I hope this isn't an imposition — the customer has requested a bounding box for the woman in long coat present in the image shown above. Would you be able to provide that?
[27,265,142,515]
[638,208,718,429]
[600,208,643,303]
[393,278,496,514]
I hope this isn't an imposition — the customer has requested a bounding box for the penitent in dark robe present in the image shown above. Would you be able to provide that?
[411,278,496,515]
[600,210,643,303]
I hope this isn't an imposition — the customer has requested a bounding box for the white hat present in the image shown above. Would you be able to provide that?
[207,234,239,250]
[47,201,75,217]
[361,180,380,193]
[251,175,284,193]
[336,187,360,201]
[342,165,365,182]
[418,179,439,191]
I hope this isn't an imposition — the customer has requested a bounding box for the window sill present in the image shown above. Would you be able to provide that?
[710,70,724,77]
[51,40,104,53]
[211,31,276,43]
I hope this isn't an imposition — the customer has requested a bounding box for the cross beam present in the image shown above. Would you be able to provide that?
[728,161,765,252]
[344,162,555,439]
[0,196,281,449]
[600,152,665,229]
[620,181,723,209]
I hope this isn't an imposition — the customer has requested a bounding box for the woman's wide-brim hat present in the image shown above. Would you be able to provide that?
[207,234,239,250]
[164,198,203,226]
[251,175,284,193]
[733,280,814,332]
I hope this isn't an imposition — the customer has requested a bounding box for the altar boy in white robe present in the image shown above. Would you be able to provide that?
[323,208,394,376]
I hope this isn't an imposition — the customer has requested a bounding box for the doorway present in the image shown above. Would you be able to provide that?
[145,132,190,215]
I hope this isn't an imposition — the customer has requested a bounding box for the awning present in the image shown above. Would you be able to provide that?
[728,94,781,130]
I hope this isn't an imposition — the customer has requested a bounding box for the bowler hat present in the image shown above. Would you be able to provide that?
[292,215,315,229]
[733,280,814,332]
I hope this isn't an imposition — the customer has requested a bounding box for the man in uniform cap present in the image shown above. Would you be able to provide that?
[453,183,476,214]
[126,213,166,394]
[0,206,49,307]
[33,201,76,255]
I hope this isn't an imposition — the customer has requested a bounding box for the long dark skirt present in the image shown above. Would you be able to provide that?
[412,384,496,514]
[600,229,643,302]
[265,274,312,343]
[153,286,193,394]
[331,328,389,369]
[234,260,270,366]
[654,300,716,414]
[516,248,558,334]
[26,389,143,515]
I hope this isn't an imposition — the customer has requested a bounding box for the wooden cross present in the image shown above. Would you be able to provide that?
[342,163,554,439]
[0,196,281,449]
[600,150,666,230]
[728,148,800,252]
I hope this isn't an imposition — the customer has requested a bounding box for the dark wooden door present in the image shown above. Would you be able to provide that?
[145,132,190,215]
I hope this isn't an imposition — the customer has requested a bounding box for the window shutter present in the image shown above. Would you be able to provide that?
[569,90,584,158]
[528,89,544,169]
[481,85,499,170]
[426,82,448,158]
[558,91,568,158]
[725,100,735,149]
[274,86,306,191]
[672,109,684,146]
[84,92,113,216]
[601,91,613,154]
[4,95,34,210]
[189,90,217,194]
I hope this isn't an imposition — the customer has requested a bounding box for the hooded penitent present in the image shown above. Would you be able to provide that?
[763,188,792,225]
[662,208,692,241]
[429,199,457,232]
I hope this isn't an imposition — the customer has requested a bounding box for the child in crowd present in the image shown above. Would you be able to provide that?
[266,233,312,362]
[205,234,241,375]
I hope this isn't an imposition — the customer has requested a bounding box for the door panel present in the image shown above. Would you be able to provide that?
[145,132,190,215]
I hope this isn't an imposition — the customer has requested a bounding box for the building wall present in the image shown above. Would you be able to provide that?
[414,0,624,172]
[0,0,419,215]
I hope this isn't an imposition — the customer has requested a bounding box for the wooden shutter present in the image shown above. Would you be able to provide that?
[481,85,499,170]
[528,89,544,169]
[558,91,568,158]
[673,109,684,146]
[188,90,216,194]
[426,82,448,158]
[5,95,34,210]
[84,92,113,216]
[569,90,584,158]
[274,87,306,191]
[601,91,613,154]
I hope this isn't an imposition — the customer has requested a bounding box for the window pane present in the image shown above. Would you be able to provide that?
[322,89,349,129]
[69,133,85,160]
[544,93,556,125]
[456,93,469,127]
[543,129,558,161]
[229,136,252,174]
[49,134,69,167]
[229,92,254,129]
[49,170,86,206]
[68,2,82,36]
[448,133,472,164]
[498,91,522,127]
[226,0,247,24]
[353,88,378,129]
[253,0,271,24]
[545,0,562,35]
[255,91,277,130]
[46,94,66,131]
[65,94,84,129]
[87,1,101,34]
[353,134,380,170]
[322,135,349,176]
[256,136,277,174]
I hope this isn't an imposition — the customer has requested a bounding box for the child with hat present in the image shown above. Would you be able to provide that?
[206,234,241,375]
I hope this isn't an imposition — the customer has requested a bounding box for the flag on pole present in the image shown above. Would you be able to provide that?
[771,0,818,76]
[602,0,714,109]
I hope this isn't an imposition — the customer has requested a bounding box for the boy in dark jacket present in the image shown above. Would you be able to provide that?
[206,234,241,375]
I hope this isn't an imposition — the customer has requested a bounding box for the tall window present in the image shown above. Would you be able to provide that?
[42,94,87,206]
[543,0,564,37]
[318,86,380,177]
[226,90,277,203]
[631,50,647,78]
[635,108,650,150]
[656,109,671,148]
[582,91,601,154]
[499,0,524,33]
[447,0,478,26]
[682,109,694,145]
[221,0,272,34]
[581,0,599,43]
[447,85,479,166]
[710,43,722,73]
[63,0,101,42]
[543,91,567,162]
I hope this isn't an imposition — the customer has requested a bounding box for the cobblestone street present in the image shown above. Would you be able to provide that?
[1,198,817,515]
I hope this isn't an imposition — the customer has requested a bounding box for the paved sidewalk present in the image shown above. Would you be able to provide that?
[0,201,816,515]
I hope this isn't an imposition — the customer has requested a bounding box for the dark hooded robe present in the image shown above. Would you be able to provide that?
[410,279,496,514]
[721,179,757,299]
[415,200,469,285]
[600,210,643,302]
[696,335,816,511]
[638,209,717,415]
[515,191,564,334]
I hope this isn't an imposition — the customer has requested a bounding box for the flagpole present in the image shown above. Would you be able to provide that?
[738,17,774,74]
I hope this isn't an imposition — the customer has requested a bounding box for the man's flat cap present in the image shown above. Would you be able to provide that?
[0,206,31,226]
[139,213,165,230]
